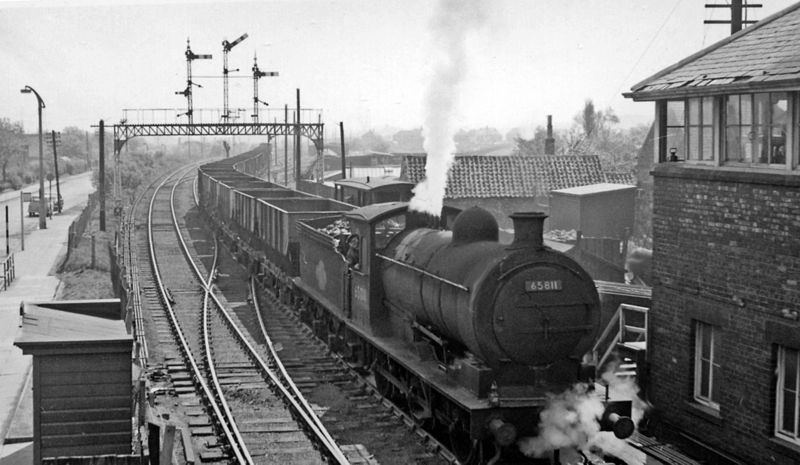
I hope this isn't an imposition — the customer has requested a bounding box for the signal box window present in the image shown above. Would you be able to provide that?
[694,321,720,410]
[725,92,788,165]
[665,97,715,162]
[666,100,685,159]
[776,345,800,445]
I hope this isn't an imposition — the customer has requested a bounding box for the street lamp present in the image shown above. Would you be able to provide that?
[20,86,47,229]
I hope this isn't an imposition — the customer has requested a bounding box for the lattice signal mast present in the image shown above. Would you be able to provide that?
[176,39,212,124]
[222,33,248,121]
[252,53,279,123]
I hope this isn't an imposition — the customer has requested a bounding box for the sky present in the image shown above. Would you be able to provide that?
[1,0,797,139]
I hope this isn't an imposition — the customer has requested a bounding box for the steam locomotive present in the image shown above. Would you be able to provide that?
[197,148,634,464]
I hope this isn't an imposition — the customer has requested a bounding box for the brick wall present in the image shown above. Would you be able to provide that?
[651,164,800,464]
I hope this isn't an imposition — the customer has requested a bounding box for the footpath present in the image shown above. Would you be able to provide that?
[0,180,96,463]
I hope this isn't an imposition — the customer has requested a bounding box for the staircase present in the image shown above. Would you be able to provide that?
[591,303,649,381]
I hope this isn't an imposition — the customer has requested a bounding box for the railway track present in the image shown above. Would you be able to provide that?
[132,162,460,464]
[129,167,232,462]
[143,166,359,464]
[204,213,458,465]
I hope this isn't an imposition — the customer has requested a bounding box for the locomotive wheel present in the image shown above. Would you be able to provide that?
[448,422,478,465]
[374,371,394,398]
[406,378,433,426]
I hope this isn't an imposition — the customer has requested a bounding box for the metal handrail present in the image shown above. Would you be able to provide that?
[591,310,620,361]
[375,253,469,292]
[591,303,649,373]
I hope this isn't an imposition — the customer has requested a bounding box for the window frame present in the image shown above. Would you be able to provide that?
[662,97,718,164]
[657,91,799,170]
[723,92,791,168]
[776,345,800,445]
[694,321,721,410]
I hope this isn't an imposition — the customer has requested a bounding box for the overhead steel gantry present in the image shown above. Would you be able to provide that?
[109,119,324,214]
[112,121,323,144]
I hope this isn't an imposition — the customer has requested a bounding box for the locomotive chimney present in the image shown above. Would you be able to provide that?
[509,212,547,249]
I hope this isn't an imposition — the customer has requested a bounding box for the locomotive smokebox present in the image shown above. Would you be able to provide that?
[509,211,546,249]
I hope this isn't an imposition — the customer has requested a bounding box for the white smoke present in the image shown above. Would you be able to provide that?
[517,364,648,464]
[408,0,487,216]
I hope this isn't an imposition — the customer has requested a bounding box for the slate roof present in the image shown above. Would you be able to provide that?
[400,154,614,199]
[627,3,800,100]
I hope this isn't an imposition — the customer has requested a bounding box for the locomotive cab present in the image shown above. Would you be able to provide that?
[341,202,461,336]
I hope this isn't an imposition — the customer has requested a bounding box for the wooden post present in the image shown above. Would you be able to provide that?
[91,233,96,269]
[99,120,106,232]
[51,131,62,213]
[5,205,8,256]
[284,104,288,186]
[19,193,24,251]
[148,422,160,465]
[340,122,346,179]
[159,423,176,465]
[295,89,301,184]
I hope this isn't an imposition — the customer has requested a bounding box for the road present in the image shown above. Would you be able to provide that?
[0,171,94,254]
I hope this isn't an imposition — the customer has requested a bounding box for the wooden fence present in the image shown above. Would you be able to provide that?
[0,253,14,291]
[64,193,98,264]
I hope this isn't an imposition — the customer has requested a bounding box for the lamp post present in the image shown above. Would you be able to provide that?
[20,86,46,229]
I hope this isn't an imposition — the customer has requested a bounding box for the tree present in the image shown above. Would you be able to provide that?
[358,130,390,153]
[454,127,502,152]
[0,119,25,185]
[392,128,424,152]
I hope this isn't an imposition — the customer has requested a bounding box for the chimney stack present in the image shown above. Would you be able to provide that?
[509,212,547,249]
[545,115,555,155]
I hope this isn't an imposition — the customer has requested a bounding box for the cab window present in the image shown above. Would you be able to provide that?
[374,215,405,249]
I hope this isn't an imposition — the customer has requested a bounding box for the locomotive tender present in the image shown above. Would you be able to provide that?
[198,148,622,463]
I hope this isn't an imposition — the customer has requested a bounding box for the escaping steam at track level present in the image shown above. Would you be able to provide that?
[517,366,648,464]
[408,0,487,216]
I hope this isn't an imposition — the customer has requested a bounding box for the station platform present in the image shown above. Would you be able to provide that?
[0,173,95,462]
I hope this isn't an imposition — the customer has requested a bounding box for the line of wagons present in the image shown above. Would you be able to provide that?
[197,147,415,277]
[197,146,649,464]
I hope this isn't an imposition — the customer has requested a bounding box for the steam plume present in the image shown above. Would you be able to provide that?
[409,0,487,216]
[517,364,648,464]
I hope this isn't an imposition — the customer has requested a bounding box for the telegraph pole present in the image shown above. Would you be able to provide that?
[295,89,301,184]
[340,122,346,180]
[705,1,761,34]
[51,131,62,213]
[99,120,105,232]
[284,104,288,185]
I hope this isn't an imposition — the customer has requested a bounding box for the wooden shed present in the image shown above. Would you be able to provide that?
[549,183,636,238]
[14,299,133,464]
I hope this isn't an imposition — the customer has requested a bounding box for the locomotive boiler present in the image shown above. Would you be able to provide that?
[381,207,601,372]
